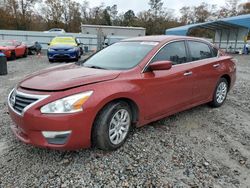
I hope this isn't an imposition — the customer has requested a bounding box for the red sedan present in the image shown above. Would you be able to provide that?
[7,36,236,151]
[0,40,28,60]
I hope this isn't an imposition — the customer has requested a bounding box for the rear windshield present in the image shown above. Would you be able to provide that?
[83,42,158,70]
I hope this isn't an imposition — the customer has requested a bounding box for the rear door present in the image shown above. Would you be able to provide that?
[186,40,222,103]
[141,41,195,120]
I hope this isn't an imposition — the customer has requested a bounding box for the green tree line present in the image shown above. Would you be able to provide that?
[0,0,250,35]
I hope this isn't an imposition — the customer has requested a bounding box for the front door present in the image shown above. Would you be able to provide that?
[141,41,195,120]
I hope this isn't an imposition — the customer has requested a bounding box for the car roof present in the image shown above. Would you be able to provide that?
[123,35,210,43]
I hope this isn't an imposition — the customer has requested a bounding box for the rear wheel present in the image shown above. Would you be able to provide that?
[23,48,28,57]
[210,77,228,107]
[92,101,132,150]
[10,51,16,60]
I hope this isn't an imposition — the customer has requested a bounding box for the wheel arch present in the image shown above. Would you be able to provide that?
[95,97,140,126]
[90,96,140,148]
[221,74,231,90]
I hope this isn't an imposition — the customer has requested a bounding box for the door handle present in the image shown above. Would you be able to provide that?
[213,64,220,68]
[184,71,193,76]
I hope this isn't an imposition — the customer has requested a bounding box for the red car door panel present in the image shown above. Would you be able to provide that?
[186,41,222,103]
[139,41,195,120]
[141,63,194,120]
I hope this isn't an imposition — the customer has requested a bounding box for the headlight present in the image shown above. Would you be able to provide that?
[40,91,93,114]
[48,48,55,52]
[68,48,77,52]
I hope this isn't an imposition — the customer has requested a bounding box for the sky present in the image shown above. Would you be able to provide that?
[87,0,248,15]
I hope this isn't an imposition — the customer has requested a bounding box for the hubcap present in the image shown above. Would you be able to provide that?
[109,109,131,145]
[216,82,227,104]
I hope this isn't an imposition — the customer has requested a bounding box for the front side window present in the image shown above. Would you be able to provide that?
[83,42,158,70]
[188,41,213,61]
[151,41,188,65]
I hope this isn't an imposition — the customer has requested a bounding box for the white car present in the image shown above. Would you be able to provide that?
[44,28,66,34]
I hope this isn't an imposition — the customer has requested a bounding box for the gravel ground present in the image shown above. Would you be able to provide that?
[0,54,250,188]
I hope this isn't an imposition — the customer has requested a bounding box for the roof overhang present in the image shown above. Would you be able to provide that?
[166,14,250,36]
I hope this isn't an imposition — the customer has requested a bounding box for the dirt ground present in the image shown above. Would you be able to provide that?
[0,54,249,187]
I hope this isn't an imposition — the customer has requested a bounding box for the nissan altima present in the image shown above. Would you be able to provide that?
[8,35,236,151]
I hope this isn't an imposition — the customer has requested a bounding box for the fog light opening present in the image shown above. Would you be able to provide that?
[42,131,71,145]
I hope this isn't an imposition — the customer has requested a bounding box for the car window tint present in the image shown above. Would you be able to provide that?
[188,41,213,61]
[151,41,187,65]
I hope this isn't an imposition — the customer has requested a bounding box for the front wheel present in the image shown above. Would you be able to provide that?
[49,59,54,63]
[92,101,132,151]
[210,78,229,107]
[9,51,16,60]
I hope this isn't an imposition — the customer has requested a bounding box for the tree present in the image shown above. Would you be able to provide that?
[239,2,250,15]
[103,9,111,25]
[106,5,118,25]
[123,10,136,26]
[180,6,194,24]
[218,0,239,18]
[148,0,163,18]
[42,0,64,29]
[3,0,39,30]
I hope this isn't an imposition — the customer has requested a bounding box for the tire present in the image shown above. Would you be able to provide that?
[49,59,54,63]
[23,48,28,57]
[209,77,229,108]
[92,101,132,151]
[9,51,16,60]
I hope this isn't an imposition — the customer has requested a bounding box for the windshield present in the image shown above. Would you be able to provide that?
[83,42,158,70]
[51,37,75,44]
[0,41,13,46]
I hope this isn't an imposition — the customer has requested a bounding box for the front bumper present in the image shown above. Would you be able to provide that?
[2,50,11,58]
[47,50,78,60]
[8,92,94,150]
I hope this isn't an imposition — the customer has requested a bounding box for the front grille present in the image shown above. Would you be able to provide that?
[54,55,70,59]
[13,94,38,113]
[8,89,49,115]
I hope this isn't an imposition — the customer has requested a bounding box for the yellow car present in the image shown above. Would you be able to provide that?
[47,36,83,62]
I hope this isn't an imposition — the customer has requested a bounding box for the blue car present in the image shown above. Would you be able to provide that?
[47,37,82,62]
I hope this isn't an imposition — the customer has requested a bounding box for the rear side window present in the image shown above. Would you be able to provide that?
[151,41,188,65]
[188,41,213,61]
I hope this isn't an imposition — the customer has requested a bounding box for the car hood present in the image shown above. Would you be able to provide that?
[19,64,121,91]
[49,44,77,49]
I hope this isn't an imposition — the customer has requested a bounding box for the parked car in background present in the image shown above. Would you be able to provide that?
[44,28,66,34]
[0,40,27,60]
[7,36,236,151]
[47,36,82,62]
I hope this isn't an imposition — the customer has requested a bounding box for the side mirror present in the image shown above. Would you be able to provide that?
[149,61,172,71]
